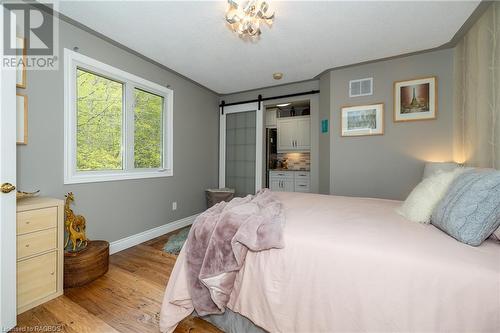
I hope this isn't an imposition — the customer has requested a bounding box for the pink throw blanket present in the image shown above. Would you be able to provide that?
[185,189,284,316]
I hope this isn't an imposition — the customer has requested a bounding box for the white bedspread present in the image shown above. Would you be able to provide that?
[160,192,500,333]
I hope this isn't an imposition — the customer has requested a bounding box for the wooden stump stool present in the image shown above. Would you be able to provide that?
[64,240,109,288]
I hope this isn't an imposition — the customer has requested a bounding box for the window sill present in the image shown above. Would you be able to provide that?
[64,169,173,185]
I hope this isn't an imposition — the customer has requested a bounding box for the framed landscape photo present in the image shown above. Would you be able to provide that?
[16,37,26,89]
[394,76,436,122]
[341,103,384,137]
[17,94,28,144]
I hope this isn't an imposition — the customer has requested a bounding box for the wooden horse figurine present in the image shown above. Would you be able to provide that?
[64,192,89,252]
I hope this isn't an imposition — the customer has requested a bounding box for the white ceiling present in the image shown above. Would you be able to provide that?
[57,1,479,94]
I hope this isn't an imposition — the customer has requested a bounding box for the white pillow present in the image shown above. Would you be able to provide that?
[397,168,465,224]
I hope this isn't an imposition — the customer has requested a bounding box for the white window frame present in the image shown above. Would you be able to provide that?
[64,48,173,184]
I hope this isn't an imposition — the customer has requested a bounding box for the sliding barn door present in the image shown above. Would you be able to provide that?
[219,102,262,197]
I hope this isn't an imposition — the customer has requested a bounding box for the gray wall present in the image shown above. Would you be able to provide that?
[329,49,455,200]
[17,18,220,242]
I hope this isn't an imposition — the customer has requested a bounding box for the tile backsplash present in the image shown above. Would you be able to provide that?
[277,152,310,170]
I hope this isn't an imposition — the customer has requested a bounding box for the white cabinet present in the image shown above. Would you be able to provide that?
[277,116,310,152]
[294,171,310,192]
[270,178,294,192]
[277,118,296,151]
[266,109,277,127]
[269,171,310,193]
[295,117,311,150]
[269,171,294,192]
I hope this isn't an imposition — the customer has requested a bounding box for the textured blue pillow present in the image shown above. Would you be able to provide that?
[431,169,500,246]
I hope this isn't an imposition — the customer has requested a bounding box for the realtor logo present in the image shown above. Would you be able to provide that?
[2,1,58,70]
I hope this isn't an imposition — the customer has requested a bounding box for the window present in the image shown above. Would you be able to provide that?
[64,49,173,184]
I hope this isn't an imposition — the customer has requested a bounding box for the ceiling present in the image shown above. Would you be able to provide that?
[56,1,480,94]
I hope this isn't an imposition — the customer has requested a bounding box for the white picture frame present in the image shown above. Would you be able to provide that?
[341,103,384,137]
[17,94,28,144]
[16,37,26,89]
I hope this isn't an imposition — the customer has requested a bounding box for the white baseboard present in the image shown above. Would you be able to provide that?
[109,214,199,254]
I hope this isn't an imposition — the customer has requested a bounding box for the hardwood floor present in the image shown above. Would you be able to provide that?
[14,229,223,333]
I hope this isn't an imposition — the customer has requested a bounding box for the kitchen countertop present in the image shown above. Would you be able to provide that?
[269,169,310,172]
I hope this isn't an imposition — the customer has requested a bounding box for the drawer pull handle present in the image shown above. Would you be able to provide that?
[25,221,30,224]
[25,244,30,247]
[50,272,55,275]
[299,185,307,187]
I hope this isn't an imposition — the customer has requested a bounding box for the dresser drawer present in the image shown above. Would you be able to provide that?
[17,228,57,259]
[17,251,57,309]
[17,207,57,235]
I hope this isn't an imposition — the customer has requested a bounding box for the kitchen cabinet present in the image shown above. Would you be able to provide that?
[269,171,310,193]
[269,178,294,192]
[277,116,310,152]
[266,108,277,127]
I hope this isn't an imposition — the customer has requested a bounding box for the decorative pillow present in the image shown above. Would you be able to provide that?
[397,168,465,224]
[431,169,500,246]
[422,162,459,179]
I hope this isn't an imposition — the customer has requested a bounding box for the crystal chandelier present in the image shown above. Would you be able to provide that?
[225,0,275,38]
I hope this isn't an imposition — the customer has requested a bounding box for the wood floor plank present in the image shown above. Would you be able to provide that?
[14,229,222,333]
[14,296,120,333]
[65,267,163,333]
[46,296,120,333]
[16,302,70,333]
[110,244,177,286]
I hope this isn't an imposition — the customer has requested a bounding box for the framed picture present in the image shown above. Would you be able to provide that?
[341,103,384,137]
[16,37,26,88]
[17,94,28,144]
[394,76,437,122]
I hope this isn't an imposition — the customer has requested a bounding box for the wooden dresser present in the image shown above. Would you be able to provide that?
[16,197,64,314]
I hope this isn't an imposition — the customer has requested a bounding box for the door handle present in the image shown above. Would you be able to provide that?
[1,183,16,194]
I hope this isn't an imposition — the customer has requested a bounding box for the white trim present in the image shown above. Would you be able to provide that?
[63,48,174,184]
[109,214,199,255]
[219,102,262,193]
[219,107,226,189]
[0,7,18,330]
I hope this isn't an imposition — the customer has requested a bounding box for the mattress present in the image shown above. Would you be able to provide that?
[161,192,500,333]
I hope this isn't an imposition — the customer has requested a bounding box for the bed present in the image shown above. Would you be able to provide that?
[160,192,500,333]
